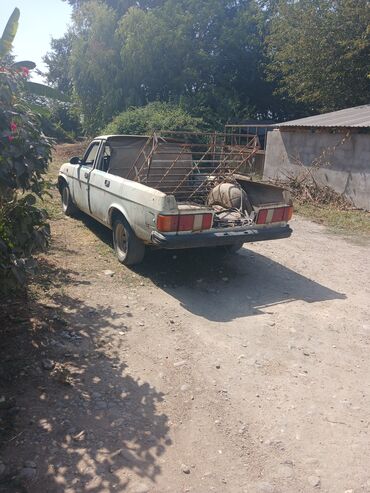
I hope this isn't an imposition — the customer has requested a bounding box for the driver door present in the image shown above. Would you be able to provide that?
[75,141,102,213]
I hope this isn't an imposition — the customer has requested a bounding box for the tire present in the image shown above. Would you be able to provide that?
[61,183,77,216]
[112,216,145,266]
[219,242,244,254]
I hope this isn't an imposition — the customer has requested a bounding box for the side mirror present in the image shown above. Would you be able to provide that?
[70,156,81,165]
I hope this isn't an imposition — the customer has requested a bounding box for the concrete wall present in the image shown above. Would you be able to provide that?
[263,129,370,210]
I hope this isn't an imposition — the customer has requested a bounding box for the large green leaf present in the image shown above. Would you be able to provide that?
[25,81,70,102]
[27,103,52,118]
[12,60,36,70]
[0,8,20,58]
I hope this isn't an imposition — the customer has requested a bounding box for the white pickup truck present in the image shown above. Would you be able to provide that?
[58,134,292,265]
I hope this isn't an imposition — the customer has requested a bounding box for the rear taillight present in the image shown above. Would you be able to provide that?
[257,206,293,225]
[202,213,213,230]
[272,207,285,222]
[157,213,213,232]
[178,214,194,231]
[157,214,179,232]
[256,209,268,224]
[284,205,293,221]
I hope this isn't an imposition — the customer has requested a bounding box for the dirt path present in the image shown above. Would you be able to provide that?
[1,145,370,493]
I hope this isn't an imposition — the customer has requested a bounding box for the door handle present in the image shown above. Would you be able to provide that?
[84,172,89,179]
[104,180,110,188]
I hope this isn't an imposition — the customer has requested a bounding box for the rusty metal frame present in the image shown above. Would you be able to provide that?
[125,134,164,182]
[129,131,261,203]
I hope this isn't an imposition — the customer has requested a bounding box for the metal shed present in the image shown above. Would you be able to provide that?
[278,104,370,129]
[263,105,370,210]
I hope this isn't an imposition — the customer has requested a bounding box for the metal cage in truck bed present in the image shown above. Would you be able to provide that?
[106,131,261,204]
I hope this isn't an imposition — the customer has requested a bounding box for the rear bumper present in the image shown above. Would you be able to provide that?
[151,224,292,250]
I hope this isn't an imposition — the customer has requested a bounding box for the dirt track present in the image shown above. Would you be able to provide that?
[1,146,370,493]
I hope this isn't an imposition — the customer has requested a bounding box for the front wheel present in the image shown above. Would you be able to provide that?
[61,183,77,216]
[112,216,145,266]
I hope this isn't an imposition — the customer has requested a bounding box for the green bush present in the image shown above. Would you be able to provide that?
[103,102,205,135]
[29,101,81,143]
[0,9,52,293]
[0,195,49,290]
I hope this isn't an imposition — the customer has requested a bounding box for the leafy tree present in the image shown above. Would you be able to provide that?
[63,0,165,15]
[0,9,52,292]
[48,0,370,130]
[43,33,83,138]
[43,32,75,95]
[103,101,205,134]
[266,0,370,113]
[118,0,279,125]
[48,0,287,131]
[68,1,126,133]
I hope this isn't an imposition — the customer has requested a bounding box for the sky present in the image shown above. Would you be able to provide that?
[2,0,72,81]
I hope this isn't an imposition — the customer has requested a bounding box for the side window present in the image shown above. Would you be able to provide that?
[83,142,100,167]
[97,144,111,172]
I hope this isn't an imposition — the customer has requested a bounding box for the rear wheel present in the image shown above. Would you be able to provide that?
[61,183,77,216]
[218,242,244,254]
[226,242,244,254]
[113,216,145,266]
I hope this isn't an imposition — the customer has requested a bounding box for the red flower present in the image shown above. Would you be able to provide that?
[8,135,14,142]
[21,67,29,77]
[10,122,17,132]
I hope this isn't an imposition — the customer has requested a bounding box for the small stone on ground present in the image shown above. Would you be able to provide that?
[308,475,321,487]
[181,463,191,474]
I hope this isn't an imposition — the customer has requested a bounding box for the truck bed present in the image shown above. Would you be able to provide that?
[106,132,292,228]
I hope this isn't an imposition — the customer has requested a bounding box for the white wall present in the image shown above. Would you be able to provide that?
[263,129,370,210]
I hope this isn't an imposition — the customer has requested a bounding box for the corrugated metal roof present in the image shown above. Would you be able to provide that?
[278,104,370,128]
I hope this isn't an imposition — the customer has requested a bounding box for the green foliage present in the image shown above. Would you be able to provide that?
[25,80,69,102]
[48,0,286,132]
[64,0,165,15]
[0,72,51,194]
[49,102,82,140]
[49,0,370,130]
[103,101,205,135]
[0,7,19,58]
[43,32,75,96]
[12,60,36,70]
[267,0,370,113]
[118,0,283,123]
[68,1,125,133]
[43,33,83,138]
[295,203,370,236]
[0,196,49,290]
[0,10,52,293]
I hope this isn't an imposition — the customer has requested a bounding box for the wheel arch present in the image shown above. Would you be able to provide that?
[57,175,68,194]
[111,206,146,266]
[108,205,134,231]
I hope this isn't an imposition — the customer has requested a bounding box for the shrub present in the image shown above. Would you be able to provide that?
[0,9,52,293]
[0,195,49,290]
[103,101,205,135]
